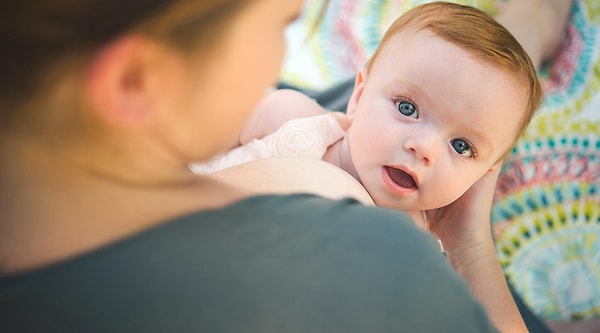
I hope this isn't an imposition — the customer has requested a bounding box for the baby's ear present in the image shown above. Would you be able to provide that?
[84,35,158,128]
[346,69,367,116]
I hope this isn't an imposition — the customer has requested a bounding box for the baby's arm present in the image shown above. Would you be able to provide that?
[496,0,573,69]
[190,89,351,174]
[191,112,349,174]
[240,89,330,145]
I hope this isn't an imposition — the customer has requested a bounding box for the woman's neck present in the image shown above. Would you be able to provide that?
[0,136,245,276]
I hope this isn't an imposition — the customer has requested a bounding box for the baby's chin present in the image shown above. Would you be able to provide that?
[371,196,417,212]
[373,195,455,213]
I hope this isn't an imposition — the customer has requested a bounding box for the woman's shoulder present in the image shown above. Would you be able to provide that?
[0,193,493,333]
[210,157,375,205]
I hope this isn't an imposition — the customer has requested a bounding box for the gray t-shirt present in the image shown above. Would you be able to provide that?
[0,194,498,332]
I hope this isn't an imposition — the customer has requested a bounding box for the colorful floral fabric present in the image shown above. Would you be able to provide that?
[493,0,600,321]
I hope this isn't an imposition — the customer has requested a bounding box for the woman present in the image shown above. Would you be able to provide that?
[0,0,519,332]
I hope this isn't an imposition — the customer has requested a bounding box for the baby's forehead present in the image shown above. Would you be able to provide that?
[375,30,522,83]
[372,31,528,157]
[379,28,522,75]
[372,27,532,108]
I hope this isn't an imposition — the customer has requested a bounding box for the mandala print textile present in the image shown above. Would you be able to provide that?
[493,0,600,321]
[280,0,600,322]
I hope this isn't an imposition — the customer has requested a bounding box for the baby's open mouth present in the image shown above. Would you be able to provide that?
[386,167,417,189]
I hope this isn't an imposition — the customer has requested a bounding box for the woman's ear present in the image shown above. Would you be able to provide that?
[346,68,366,116]
[84,35,159,128]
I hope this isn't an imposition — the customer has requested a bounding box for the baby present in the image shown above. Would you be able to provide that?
[192,1,542,217]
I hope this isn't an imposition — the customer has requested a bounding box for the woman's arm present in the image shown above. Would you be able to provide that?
[423,166,528,332]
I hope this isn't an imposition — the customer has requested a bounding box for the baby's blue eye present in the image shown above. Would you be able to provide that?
[396,100,417,118]
[451,139,473,157]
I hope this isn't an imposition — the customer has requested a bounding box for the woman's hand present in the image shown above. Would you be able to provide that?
[416,164,528,332]
[423,164,501,264]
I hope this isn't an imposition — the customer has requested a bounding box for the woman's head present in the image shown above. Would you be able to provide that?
[1,0,306,163]
[1,0,245,111]
[365,2,542,153]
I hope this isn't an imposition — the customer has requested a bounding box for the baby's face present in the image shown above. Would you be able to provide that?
[345,29,526,211]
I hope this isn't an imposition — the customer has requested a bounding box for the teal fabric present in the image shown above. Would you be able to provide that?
[0,194,498,332]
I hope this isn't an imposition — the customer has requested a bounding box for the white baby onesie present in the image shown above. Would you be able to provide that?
[190,113,345,173]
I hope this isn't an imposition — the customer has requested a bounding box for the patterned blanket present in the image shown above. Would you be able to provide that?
[280,0,600,322]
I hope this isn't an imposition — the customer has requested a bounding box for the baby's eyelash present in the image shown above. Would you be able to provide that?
[464,139,479,160]
[469,145,479,160]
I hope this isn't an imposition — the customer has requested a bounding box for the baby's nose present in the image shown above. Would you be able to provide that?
[403,129,440,165]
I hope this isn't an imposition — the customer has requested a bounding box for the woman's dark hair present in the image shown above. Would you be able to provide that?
[0,0,329,122]
[0,0,248,114]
